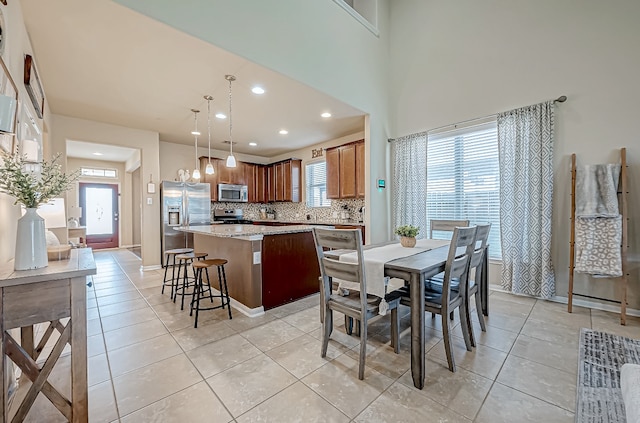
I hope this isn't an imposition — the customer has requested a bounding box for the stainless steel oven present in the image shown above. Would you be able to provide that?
[218,183,248,202]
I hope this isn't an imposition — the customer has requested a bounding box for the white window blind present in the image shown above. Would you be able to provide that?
[426,122,501,259]
[305,161,330,207]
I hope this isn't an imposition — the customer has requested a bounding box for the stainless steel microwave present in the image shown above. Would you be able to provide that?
[218,184,248,202]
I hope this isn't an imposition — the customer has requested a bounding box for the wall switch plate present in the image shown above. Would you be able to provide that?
[253,251,261,264]
[147,197,153,205]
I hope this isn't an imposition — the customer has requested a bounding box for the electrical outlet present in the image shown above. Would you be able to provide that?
[147,197,153,205]
[253,251,261,264]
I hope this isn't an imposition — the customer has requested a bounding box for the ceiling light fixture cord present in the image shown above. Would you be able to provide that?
[225,75,237,168]
[205,95,214,175]
[192,109,201,179]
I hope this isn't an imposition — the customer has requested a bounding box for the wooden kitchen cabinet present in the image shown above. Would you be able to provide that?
[326,140,364,199]
[326,147,340,199]
[217,160,246,185]
[339,143,356,198]
[267,159,301,202]
[200,156,219,201]
[356,141,365,198]
[255,165,267,203]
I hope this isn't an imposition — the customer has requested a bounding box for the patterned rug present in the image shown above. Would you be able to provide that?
[577,328,640,422]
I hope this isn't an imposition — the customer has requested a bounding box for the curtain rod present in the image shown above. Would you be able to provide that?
[388,95,567,142]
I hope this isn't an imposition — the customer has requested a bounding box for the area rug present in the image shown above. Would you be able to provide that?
[577,328,640,422]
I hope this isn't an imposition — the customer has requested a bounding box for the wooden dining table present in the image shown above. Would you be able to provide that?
[327,241,489,390]
[389,245,490,388]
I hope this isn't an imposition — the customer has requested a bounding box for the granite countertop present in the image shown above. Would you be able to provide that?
[251,219,365,226]
[175,224,316,241]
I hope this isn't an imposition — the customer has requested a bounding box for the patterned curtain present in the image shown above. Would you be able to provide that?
[392,132,427,239]
[498,102,556,298]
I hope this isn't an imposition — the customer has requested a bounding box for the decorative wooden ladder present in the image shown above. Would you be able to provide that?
[568,148,628,324]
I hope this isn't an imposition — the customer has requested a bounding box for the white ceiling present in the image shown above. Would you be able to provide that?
[20,0,366,158]
[66,140,138,163]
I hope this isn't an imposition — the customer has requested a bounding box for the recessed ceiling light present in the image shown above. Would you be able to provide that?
[215,113,226,119]
[249,142,258,147]
[191,130,201,135]
[251,86,265,95]
[321,112,332,118]
[279,129,288,135]
[93,152,103,156]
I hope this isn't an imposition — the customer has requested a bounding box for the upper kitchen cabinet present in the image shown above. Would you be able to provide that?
[356,141,365,198]
[255,165,268,203]
[326,147,340,199]
[217,160,248,185]
[326,140,365,199]
[269,159,301,202]
[199,156,220,201]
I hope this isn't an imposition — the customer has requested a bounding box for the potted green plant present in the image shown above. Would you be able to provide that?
[395,224,420,248]
[0,152,78,270]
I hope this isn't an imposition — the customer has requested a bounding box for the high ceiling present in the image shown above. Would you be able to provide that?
[20,0,365,158]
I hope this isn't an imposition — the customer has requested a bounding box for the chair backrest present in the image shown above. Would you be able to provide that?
[312,227,367,306]
[441,226,477,305]
[468,223,491,282]
[469,223,491,270]
[430,219,471,239]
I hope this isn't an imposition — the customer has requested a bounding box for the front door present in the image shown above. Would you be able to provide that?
[79,182,119,249]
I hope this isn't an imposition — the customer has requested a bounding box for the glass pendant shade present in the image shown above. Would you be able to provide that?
[225,75,237,168]
[192,168,201,179]
[205,163,214,175]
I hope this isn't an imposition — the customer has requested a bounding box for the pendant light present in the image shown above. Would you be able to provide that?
[204,95,215,175]
[225,74,237,168]
[191,109,201,180]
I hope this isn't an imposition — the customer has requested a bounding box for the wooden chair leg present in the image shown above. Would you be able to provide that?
[345,316,353,335]
[465,296,477,348]
[358,318,367,380]
[459,304,473,351]
[441,309,456,373]
[475,291,486,332]
[321,308,332,358]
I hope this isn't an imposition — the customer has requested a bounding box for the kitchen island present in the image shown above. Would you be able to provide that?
[176,224,321,316]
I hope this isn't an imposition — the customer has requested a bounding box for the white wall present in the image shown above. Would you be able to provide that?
[51,114,161,267]
[0,1,54,263]
[115,0,392,244]
[389,0,640,307]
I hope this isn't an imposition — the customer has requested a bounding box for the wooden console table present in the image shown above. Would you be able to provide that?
[67,226,87,248]
[0,248,96,422]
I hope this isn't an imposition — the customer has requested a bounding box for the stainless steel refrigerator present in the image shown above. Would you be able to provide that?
[160,181,211,266]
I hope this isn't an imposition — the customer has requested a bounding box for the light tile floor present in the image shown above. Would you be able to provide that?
[15,249,640,422]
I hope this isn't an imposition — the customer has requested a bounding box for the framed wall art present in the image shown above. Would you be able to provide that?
[24,54,44,119]
[18,102,42,162]
[0,54,17,154]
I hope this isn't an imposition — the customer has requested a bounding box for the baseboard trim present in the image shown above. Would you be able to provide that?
[207,287,265,317]
[489,285,640,317]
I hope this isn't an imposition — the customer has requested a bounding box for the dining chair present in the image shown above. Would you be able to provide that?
[427,224,491,347]
[313,227,390,380]
[429,219,470,239]
[389,226,477,372]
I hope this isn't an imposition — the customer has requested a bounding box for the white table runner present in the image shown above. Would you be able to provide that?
[337,239,449,300]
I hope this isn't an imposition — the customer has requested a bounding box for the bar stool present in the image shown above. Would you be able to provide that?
[190,259,232,328]
[162,248,193,298]
[173,252,208,310]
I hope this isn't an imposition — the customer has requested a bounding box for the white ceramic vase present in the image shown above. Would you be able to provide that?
[14,208,48,270]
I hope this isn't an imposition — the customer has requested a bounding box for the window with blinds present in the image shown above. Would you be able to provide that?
[426,122,501,259]
[305,161,331,207]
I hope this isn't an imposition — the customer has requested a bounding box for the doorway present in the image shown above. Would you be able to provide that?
[79,182,119,249]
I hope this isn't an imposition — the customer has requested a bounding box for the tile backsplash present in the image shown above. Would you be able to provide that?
[211,198,365,222]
